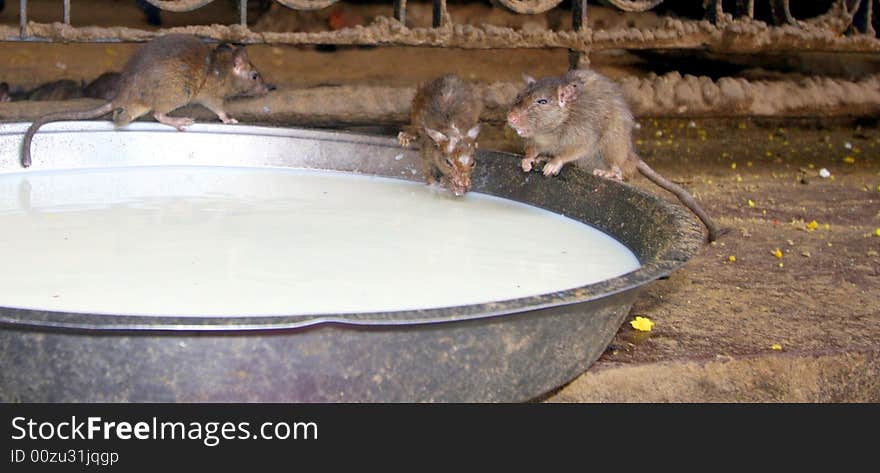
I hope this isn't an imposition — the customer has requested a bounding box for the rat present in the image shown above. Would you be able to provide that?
[26,79,85,101]
[507,69,724,242]
[21,34,271,168]
[397,74,483,196]
[83,72,122,101]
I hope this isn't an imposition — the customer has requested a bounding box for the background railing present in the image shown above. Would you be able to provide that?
[2,1,880,67]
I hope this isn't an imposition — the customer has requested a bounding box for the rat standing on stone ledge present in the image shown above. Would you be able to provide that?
[21,34,271,168]
[398,74,483,196]
[507,69,724,242]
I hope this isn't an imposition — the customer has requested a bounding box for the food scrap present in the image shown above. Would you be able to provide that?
[772,248,783,258]
[771,344,783,351]
[630,316,654,332]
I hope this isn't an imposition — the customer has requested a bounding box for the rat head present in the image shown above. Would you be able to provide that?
[425,123,480,196]
[211,43,272,99]
[507,74,580,138]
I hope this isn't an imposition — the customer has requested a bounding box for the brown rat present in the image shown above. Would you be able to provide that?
[398,74,483,196]
[83,72,122,101]
[507,69,724,242]
[21,34,270,168]
[26,79,84,101]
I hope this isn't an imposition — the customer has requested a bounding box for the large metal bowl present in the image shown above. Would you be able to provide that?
[0,122,703,402]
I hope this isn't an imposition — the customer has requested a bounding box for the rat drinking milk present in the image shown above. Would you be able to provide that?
[398,74,483,196]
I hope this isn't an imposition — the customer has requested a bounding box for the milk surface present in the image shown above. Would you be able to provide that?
[0,167,640,316]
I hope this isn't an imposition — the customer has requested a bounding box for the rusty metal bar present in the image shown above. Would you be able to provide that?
[706,0,723,23]
[240,0,248,26]
[19,0,26,38]
[64,0,70,25]
[854,0,874,35]
[394,0,407,25]
[432,0,445,28]
[569,0,588,70]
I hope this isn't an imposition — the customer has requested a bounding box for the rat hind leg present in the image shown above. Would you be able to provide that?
[153,112,194,131]
[152,98,195,131]
[595,132,636,181]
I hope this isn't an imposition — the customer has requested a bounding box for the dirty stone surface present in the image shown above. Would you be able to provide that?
[1,1,878,402]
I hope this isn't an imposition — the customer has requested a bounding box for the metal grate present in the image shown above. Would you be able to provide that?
[3,1,880,63]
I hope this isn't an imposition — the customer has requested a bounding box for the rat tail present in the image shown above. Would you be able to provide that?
[635,157,725,243]
[21,102,116,168]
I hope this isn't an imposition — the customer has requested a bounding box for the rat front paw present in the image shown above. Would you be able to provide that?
[222,117,239,125]
[542,159,564,176]
[398,132,415,148]
[521,157,535,172]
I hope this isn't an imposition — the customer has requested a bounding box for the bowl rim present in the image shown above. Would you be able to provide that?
[0,121,704,332]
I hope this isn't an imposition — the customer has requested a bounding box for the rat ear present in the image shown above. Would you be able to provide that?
[425,128,447,144]
[466,124,480,140]
[522,73,537,85]
[557,82,579,106]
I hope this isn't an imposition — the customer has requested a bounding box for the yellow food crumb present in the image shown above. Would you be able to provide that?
[747,161,753,167]
[735,175,743,182]
[731,163,737,170]
[808,163,815,169]
[728,255,736,262]
[823,223,830,230]
[806,220,819,230]
[748,199,756,207]
[630,316,654,332]
[771,344,783,351]
[875,228,880,237]
[843,156,856,164]
[772,248,783,258]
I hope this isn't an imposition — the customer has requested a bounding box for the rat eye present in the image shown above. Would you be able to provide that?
[250,72,259,80]
[536,98,548,105]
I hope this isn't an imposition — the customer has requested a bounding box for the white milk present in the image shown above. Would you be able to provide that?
[0,166,640,316]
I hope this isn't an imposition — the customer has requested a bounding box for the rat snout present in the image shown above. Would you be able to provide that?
[449,175,471,197]
[507,111,521,127]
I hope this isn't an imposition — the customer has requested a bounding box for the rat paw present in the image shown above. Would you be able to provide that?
[593,166,624,181]
[521,157,535,172]
[397,131,415,148]
[154,113,194,131]
[222,117,239,125]
[542,160,564,176]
